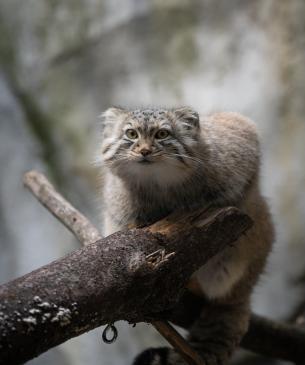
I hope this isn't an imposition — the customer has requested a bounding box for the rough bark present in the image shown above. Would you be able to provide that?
[2,170,305,365]
[23,171,209,365]
[0,205,251,365]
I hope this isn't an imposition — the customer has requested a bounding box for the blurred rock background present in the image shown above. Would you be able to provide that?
[0,1,304,364]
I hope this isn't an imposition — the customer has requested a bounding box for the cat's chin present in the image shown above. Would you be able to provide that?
[137,159,154,165]
[122,160,192,187]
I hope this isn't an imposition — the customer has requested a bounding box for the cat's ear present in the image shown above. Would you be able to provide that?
[99,107,128,139]
[173,107,200,129]
[100,107,128,123]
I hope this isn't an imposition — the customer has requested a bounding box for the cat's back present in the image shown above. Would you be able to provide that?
[200,112,260,173]
[201,111,259,147]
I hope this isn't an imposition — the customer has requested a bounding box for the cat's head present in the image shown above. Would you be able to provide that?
[97,107,201,185]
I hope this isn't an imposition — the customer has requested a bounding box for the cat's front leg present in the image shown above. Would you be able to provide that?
[132,300,250,365]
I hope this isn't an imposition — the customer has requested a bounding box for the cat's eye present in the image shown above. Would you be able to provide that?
[155,129,169,139]
[125,129,138,139]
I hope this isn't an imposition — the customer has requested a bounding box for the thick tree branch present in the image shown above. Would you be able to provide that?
[0,171,252,365]
[22,171,239,365]
[26,171,305,364]
[2,170,305,365]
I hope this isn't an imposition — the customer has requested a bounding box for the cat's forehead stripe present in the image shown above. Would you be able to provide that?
[130,109,168,128]
[131,109,167,117]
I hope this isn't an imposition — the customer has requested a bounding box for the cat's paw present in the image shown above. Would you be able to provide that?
[132,347,186,365]
[132,347,169,365]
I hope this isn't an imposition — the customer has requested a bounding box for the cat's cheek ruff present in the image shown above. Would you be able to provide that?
[101,138,135,165]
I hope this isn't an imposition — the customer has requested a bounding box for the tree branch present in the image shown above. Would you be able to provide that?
[23,171,241,365]
[2,170,305,365]
[23,171,101,245]
[0,171,252,365]
[22,171,305,364]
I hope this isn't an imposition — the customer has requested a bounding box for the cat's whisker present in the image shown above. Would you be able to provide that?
[165,153,204,165]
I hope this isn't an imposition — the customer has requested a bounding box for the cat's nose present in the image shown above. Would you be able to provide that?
[140,148,152,156]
